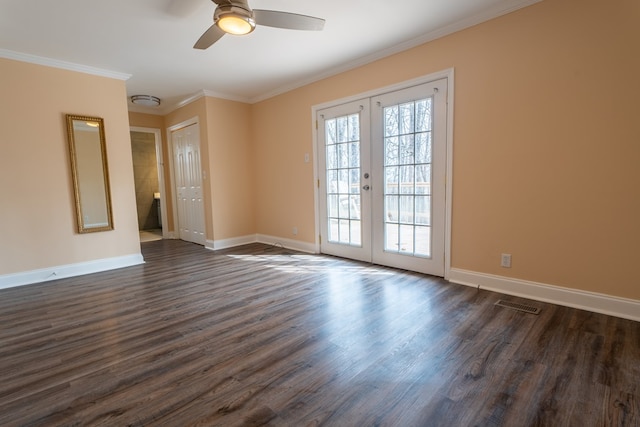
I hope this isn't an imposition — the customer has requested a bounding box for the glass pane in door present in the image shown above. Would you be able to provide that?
[383,98,433,257]
[325,114,361,246]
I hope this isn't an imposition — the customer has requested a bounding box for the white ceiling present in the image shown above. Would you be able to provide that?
[0,0,539,113]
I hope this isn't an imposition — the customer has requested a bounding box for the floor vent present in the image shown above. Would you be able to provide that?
[495,300,541,315]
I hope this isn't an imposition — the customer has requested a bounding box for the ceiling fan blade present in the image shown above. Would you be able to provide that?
[166,0,203,17]
[253,10,325,31]
[193,25,226,49]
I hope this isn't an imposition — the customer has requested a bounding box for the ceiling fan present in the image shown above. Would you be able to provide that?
[190,0,326,49]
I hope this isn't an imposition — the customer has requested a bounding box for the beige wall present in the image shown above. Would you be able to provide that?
[251,90,318,243]
[162,96,254,242]
[204,97,255,241]
[0,58,140,275]
[128,111,165,130]
[251,0,640,300]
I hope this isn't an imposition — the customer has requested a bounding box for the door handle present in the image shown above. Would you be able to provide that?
[362,185,370,191]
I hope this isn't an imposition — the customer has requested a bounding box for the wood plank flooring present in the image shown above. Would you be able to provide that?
[0,240,638,426]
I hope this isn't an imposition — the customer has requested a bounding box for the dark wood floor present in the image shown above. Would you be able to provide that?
[0,240,638,426]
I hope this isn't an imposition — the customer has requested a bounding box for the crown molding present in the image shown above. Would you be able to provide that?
[127,103,164,115]
[0,48,131,81]
[201,89,250,104]
[152,89,251,116]
[249,0,543,104]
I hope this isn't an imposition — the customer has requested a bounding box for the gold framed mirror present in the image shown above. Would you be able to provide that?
[66,114,114,233]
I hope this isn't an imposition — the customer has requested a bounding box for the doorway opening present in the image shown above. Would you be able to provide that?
[130,127,166,242]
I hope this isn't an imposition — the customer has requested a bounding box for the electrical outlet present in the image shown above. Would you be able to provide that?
[292,227,298,235]
[501,253,512,268]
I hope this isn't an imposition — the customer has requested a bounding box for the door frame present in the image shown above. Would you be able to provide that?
[130,126,169,239]
[311,68,454,279]
[166,116,205,243]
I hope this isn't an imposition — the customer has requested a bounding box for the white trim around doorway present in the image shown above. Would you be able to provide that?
[166,117,203,243]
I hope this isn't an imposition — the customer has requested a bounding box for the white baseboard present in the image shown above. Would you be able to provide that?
[256,234,317,254]
[204,233,317,254]
[205,234,257,251]
[449,268,640,322]
[0,254,145,290]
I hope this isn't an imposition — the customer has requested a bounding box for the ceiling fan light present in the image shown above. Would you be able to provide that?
[217,14,255,35]
[214,5,256,36]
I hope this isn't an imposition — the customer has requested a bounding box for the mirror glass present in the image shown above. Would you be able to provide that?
[66,114,114,233]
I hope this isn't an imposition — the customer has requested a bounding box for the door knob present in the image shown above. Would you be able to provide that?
[362,185,370,191]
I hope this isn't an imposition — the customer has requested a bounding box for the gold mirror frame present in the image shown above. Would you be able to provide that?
[66,114,114,233]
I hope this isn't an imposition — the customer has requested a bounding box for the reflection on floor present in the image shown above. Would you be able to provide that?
[139,229,162,243]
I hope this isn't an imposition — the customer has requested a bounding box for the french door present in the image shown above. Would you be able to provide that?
[318,79,447,276]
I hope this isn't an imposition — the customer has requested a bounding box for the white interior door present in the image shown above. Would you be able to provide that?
[172,123,205,245]
[318,78,447,276]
